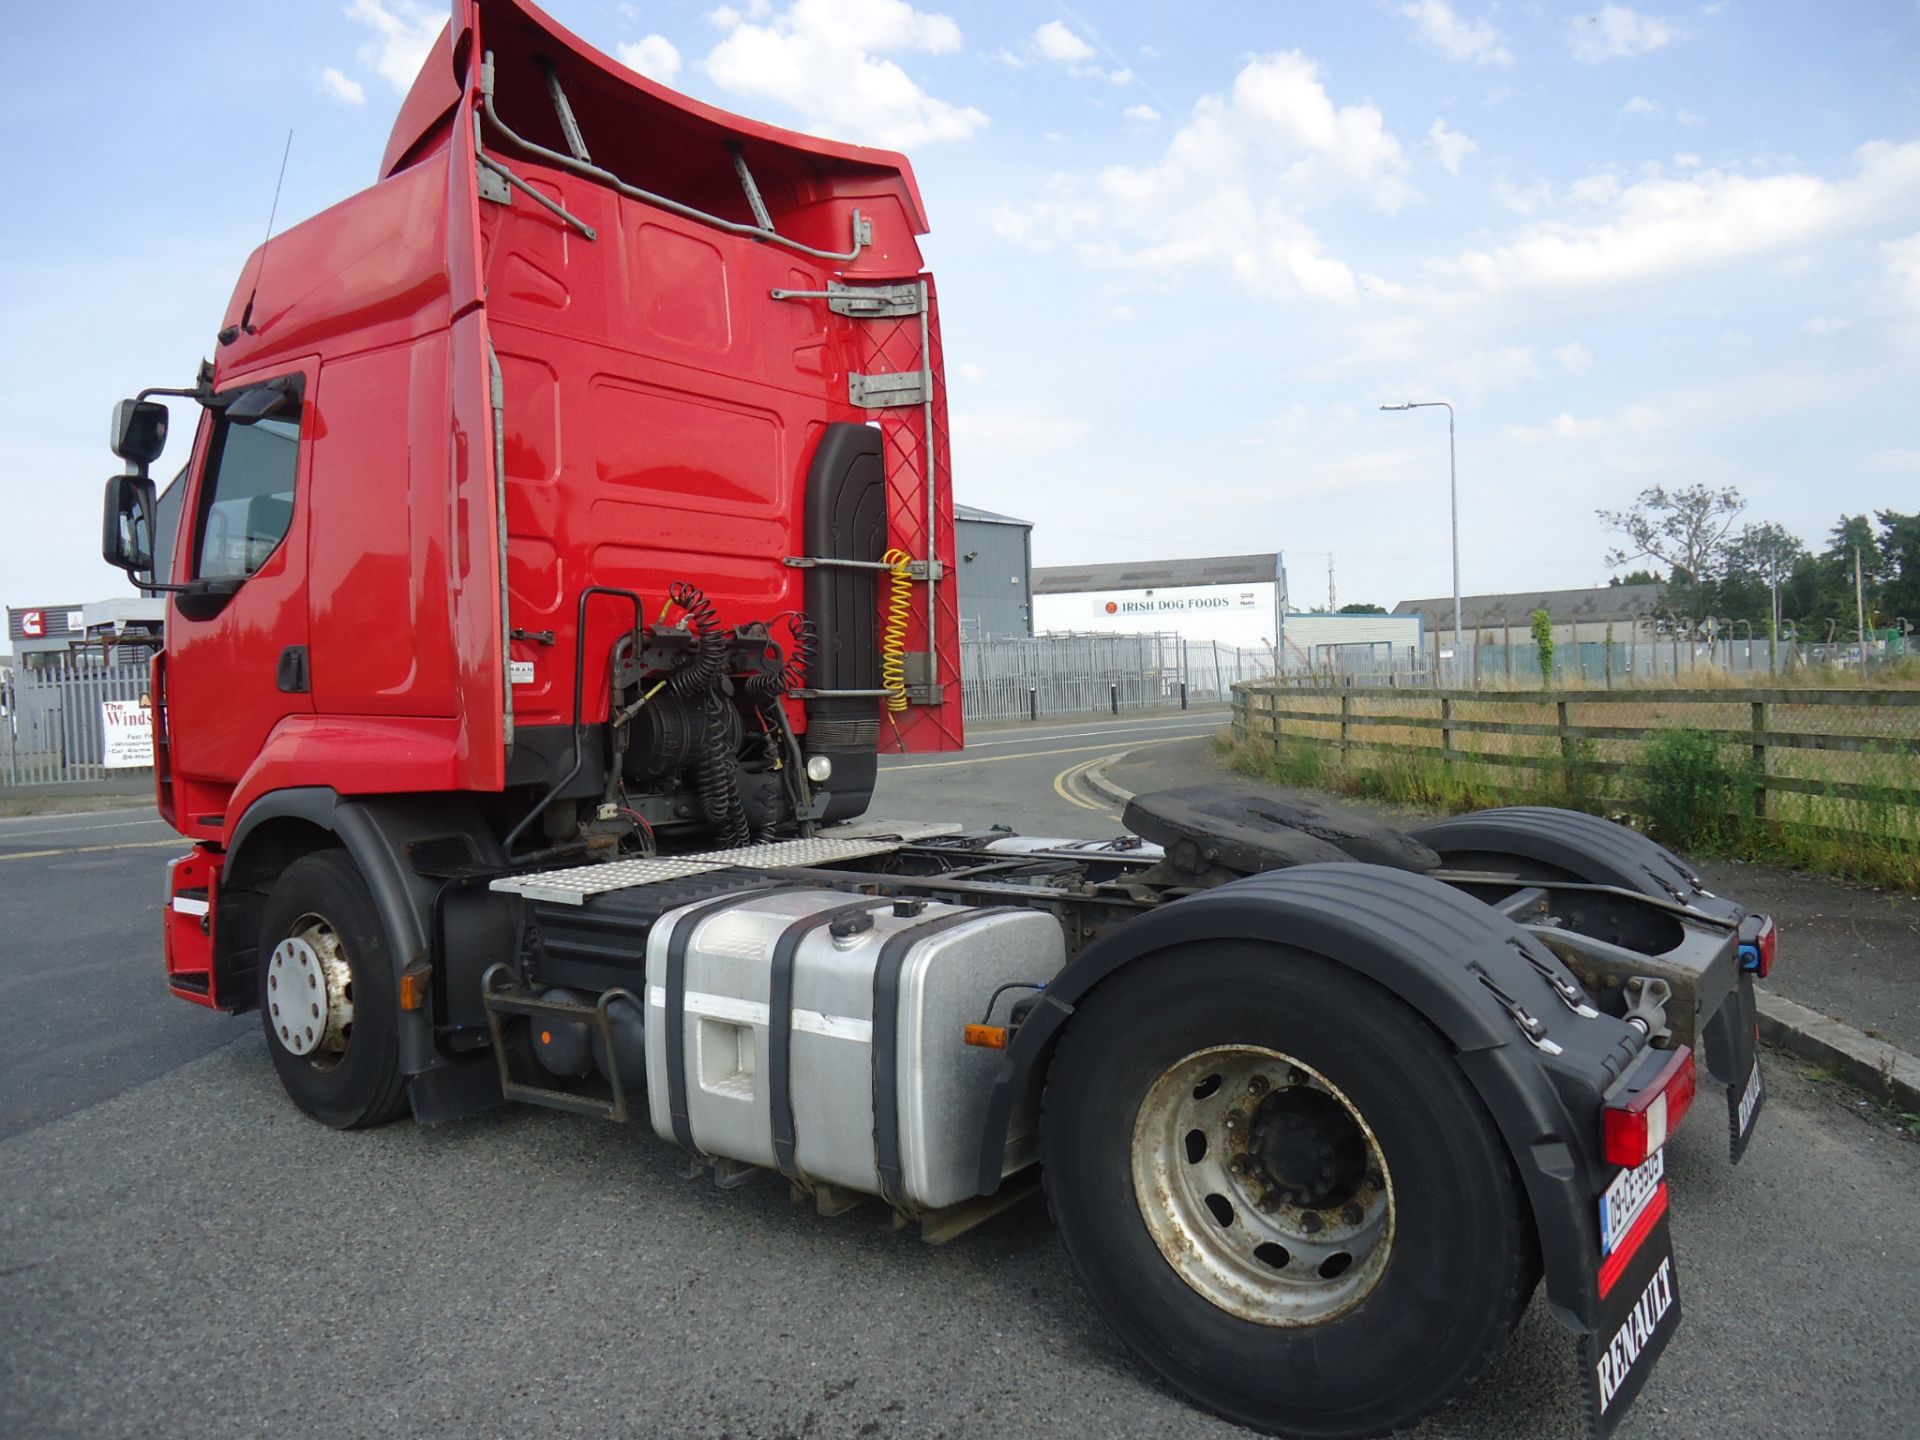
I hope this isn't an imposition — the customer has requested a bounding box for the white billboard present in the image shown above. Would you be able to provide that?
[1033,580,1282,650]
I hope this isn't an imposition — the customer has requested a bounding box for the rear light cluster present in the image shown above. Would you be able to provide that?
[1738,914,1777,978]
[1601,1046,1697,1168]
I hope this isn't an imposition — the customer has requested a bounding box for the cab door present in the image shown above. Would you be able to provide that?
[164,360,317,836]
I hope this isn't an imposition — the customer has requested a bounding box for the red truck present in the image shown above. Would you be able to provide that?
[100,5,1774,1435]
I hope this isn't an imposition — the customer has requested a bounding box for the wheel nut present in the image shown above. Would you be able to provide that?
[1366,1168,1384,1189]
[1228,1156,1249,1176]
[1286,1066,1306,1086]
[1247,1074,1270,1097]
[1258,1191,1281,1212]
[1224,1110,1245,1131]
[1342,1203,1364,1226]
[1301,1211,1323,1233]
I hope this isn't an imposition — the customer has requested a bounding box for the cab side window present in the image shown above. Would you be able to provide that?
[193,390,303,581]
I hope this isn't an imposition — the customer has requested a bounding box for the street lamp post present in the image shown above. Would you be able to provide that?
[1379,401,1460,684]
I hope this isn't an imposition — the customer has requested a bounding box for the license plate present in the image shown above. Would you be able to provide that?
[1598,1148,1665,1257]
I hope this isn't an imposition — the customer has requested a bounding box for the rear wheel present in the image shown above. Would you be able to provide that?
[1042,945,1536,1438]
[257,850,408,1129]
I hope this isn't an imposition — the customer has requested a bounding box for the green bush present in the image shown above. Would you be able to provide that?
[1631,727,1756,851]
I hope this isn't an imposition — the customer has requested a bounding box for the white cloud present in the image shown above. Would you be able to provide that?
[1568,172,1622,205]
[701,0,986,148]
[345,0,442,94]
[1673,151,1701,167]
[1397,2,1513,66]
[1106,303,1137,322]
[1887,230,1920,307]
[1034,21,1095,63]
[1428,140,1920,297]
[318,67,366,106]
[1429,118,1477,176]
[1553,341,1595,374]
[952,409,1090,453]
[1675,108,1704,126]
[1571,6,1683,63]
[1123,104,1161,124]
[1493,175,1554,216]
[1621,94,1662,117]
[617,35,683,85]
[1107,67,1135,86]
[995,52,1411,303]
[1802,315,1849,335]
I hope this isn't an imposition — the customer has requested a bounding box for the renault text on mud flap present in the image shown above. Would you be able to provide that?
[1596,1257,1677,1413]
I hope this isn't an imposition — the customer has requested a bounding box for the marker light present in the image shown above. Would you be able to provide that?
[1602,1046,1696,1168]
[806,755,833,784]
[1738,914,1777,978]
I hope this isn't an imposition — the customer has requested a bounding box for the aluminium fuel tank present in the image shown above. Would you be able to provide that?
[643,887,1065,1210]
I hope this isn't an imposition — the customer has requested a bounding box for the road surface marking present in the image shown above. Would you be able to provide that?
[964,714,1227,748]
[883,734,1197,772]
[1052,754,1123,818]
[0,839,185,863]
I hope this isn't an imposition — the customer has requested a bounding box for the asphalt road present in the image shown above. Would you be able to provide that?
[3,709,1916,1440]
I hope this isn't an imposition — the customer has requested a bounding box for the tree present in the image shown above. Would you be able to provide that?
[1713,522,1806,630]
[1337,602,1387,615]
[1608,568,1662,588]
[1877,510,1920,624]
[1531,609,1555,685]
[1597,485,1746,582]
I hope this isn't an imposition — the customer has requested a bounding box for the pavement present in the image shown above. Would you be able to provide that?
[2,707,1918,1440]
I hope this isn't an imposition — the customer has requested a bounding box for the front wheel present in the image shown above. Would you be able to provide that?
[1041,945,1537,1438]
[257,850,408,1129]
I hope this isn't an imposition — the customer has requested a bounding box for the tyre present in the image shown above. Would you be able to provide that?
[1041,944,1537,1438]
[257,849,408,1129]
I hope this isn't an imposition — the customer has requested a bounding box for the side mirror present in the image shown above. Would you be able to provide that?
[102,473,158,580]
[110,399,170,467]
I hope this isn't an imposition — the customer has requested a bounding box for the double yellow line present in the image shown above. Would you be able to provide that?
[1052,752,1125,817]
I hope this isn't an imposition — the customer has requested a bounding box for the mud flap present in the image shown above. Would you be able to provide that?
[1702,972,1766,1163]
[1580,1198,1682,1439]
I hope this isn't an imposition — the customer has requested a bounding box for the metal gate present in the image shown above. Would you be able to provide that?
[1,657,154,786]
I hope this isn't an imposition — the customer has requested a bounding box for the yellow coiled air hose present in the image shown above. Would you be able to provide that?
[880,547,913,713]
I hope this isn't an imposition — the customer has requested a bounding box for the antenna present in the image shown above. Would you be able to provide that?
[219,130,293,346]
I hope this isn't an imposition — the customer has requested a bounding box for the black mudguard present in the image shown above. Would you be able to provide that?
[1413,806,1763,1125]
[225,787,514,1115]
[976,862,1650,1336]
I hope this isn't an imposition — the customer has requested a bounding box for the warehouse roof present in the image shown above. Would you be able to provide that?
[1033,553,1281,595]
[1392,582,1668,629]
[955,503,1033,528]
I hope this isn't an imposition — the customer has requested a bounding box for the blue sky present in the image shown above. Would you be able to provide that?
[2,0,1916,618]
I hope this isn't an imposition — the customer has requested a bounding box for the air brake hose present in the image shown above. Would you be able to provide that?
[881,548,913,713]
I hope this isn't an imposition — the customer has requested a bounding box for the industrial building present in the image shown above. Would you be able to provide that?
[1391,583,1668,655]
[954,503,1035,638]
[1031,553,1421,673]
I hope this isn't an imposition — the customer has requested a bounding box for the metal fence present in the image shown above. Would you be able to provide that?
[962,631,1274,721]
[2,658,154,786]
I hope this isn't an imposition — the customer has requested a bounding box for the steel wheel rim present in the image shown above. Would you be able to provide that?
[266,916,354,1069]
[1130,1044,1395,1327]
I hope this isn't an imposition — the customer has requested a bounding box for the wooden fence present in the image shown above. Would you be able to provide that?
[1229,683,1920,818]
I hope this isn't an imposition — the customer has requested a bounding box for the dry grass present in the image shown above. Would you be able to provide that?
[1227,679,1920,891]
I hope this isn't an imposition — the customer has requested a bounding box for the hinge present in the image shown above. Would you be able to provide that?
[769,281,923,317]
[849,370,929,408]
[477,164,511,204]
[904,652,944,706]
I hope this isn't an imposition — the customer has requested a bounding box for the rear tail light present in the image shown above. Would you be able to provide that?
[1602,1046,1696,1167]
[1738,915,1777,978]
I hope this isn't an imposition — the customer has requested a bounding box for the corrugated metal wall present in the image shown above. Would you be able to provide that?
[956,518,1033,639]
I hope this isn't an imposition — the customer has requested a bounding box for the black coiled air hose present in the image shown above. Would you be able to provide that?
[666,581,727,698]
[696,691,751,846]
